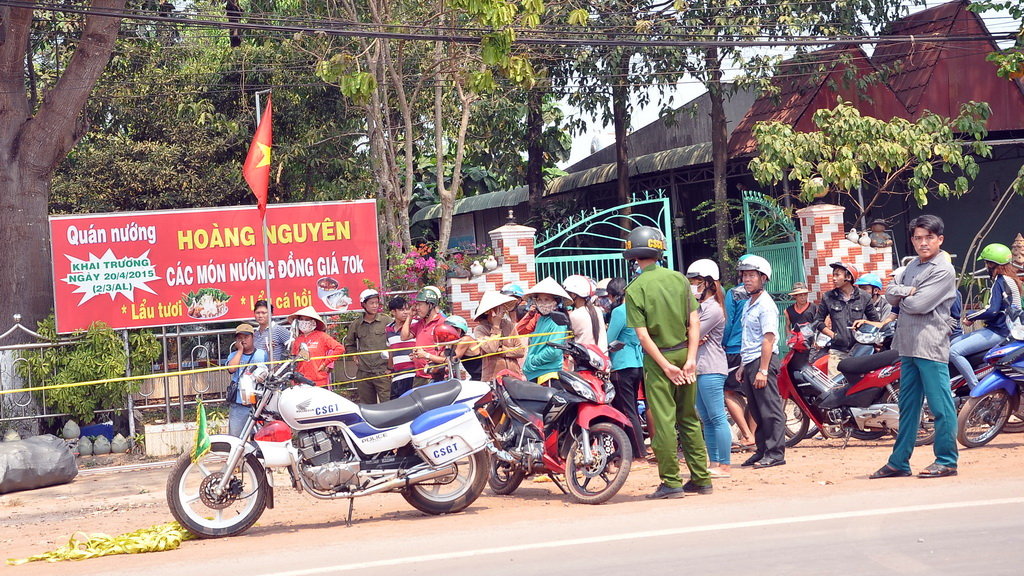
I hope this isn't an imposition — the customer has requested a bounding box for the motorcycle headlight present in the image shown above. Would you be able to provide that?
[557,371,598,402]
[238,373,258,405]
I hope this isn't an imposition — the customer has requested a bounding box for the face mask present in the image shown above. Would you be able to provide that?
[536,301,557,315]
[691,284,703,298]
[297,319,316,334]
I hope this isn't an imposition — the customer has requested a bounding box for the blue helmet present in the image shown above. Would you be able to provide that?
[500,283,524,299]
[855,273,883,290]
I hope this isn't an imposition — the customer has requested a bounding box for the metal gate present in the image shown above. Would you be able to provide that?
[742,190,803,295]
[534,191,673,282]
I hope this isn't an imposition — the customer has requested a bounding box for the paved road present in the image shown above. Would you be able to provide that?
[45,476,1022,576]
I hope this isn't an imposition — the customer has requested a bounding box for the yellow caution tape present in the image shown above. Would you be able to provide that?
[6,521,196,565]
[0,330,571,396]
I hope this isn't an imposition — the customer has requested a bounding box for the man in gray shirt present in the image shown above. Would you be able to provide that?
[870,215,958,479]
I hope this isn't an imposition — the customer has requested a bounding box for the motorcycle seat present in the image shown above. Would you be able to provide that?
[838,349,899,383]
[502,378,557,404]
[359,379,462,429]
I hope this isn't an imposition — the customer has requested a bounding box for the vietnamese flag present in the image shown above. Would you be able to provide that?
[243,96,272,217]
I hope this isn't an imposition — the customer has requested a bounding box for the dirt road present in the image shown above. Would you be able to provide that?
[3,436,1022,574]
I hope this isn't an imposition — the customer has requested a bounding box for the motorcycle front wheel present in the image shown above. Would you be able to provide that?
[166,442,268,538]
[402,451,488,515]
[565,422,632,505]
[957,390,1012,448]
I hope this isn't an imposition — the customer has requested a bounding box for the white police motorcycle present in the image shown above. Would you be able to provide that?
[166,348,492,538]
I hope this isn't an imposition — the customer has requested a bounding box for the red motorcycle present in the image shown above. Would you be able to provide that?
[475,340,633,504]
[778,323,936,446]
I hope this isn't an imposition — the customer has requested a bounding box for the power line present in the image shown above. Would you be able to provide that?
[3,0,1016,49]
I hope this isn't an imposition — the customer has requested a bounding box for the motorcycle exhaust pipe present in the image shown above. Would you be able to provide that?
[297,463,459,500]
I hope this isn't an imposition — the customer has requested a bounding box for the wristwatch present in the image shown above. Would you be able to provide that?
[757,369,769,375]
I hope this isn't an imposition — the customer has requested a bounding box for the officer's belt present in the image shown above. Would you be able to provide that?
[658,342,687,352]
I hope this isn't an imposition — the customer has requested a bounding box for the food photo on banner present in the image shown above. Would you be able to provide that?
[48,200,382,333]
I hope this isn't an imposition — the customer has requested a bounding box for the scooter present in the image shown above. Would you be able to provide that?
[956,309,1024,448]
[166,345,493,538]
[778,323,933,447]
[476,340,633,504]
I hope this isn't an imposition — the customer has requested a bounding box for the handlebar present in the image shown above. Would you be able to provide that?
[291,372,316,386]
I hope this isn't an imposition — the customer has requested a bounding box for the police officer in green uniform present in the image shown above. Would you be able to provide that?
[624,226,712,499]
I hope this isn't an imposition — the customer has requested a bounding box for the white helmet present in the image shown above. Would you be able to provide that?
[737,254,772,281]
[562,274,594,299]
[890,266,907,284]
[686,259,720,281]
[359,288,380,304]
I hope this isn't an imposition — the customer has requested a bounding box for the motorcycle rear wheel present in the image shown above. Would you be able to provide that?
[166,442,268,538]
[565,422,632,505]
[402,451,488,515]
[783,398,810,447]
[488,458,527,495]
[957,391,1012,448]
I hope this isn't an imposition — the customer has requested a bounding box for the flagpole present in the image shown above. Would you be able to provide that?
[255,89,275,362]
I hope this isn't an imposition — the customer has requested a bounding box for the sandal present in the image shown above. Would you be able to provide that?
[918,463,957,478]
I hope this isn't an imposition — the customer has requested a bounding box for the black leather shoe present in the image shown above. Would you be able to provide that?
[682,480,713,495]
[869,464,912,479]
[645,483,686,499]
[753,457,786,469]
[741,454,764,467]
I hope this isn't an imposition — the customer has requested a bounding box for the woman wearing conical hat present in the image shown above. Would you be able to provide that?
[472,291,526,381]
[288,306,345,387]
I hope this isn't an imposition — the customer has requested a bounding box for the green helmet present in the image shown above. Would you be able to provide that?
[623,226,666,260]
[415,286,442,306]
[978,243,1012,265]
[444,315,469,334]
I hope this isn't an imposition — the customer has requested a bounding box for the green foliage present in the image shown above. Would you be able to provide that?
[17,315,162,423]
[51,4,375,214]
[749,100,992,219]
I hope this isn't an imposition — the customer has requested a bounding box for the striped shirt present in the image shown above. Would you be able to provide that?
[886,255,956,363]
[387,321,416,385]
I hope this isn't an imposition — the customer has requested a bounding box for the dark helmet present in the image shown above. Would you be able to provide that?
[623,226,666,260]
[415,286,442,306]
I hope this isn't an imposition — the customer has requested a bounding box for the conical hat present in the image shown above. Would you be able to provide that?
[523,277,572,302]
[287,306,327,330]
[473,291,517,320]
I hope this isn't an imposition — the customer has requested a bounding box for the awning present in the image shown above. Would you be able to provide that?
[411,185,529,224]
[412,142,713,223]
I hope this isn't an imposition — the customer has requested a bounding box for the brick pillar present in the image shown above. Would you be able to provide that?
[448,223,537,320]
[795,203,893,299]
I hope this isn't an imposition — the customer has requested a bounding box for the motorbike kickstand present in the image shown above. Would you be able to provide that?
[841,428,853,450]
[345,498,355,527]
[549,474,568,495]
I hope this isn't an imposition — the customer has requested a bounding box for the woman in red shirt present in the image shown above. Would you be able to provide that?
[288,306,345,387]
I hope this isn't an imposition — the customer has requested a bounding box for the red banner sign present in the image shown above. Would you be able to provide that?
[49,201,381,333]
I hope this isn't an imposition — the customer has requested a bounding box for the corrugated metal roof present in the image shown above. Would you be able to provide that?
[546,142,712,196]
[872,1,962,114]
[727,45,869,157]
[413,143,713,222]
[411,185,528,224]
